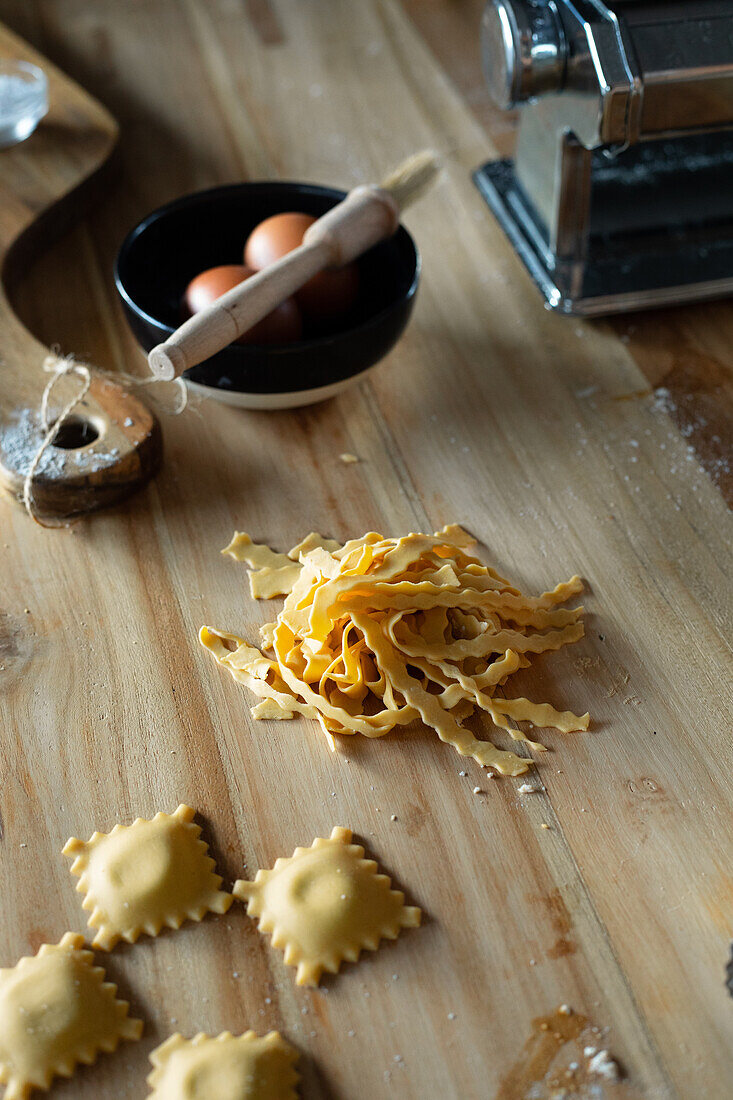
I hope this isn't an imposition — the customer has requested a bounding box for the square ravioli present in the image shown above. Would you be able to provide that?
[0,932,142,1099]
[233,826,421,986]
[147,1031,299,1100]
[63,804,232,950]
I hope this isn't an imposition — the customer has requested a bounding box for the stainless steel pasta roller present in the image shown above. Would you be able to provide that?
[474,1,733,315]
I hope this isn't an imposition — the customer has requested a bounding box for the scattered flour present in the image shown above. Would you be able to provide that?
[588,1049,621,1081]
[0,408,115,478]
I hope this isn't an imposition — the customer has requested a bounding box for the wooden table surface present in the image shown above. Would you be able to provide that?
[1,2,732,1098]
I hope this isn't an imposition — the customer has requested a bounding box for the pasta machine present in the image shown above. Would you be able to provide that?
[473,1,733,314]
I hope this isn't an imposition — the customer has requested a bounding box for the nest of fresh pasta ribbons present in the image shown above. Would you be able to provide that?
[200,525,589,776]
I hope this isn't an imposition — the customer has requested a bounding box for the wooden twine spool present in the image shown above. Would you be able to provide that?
[14,354,186,528]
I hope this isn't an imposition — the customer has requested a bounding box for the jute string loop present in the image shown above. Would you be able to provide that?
[23,353,188,529]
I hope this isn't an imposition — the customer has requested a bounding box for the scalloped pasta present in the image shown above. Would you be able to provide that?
[63,804,232,950]
[233,826,420,986]
[147,1030,299,1099]
[0,933,142,1100]
[201,526,589,775]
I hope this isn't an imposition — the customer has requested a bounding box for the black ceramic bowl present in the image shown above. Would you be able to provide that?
[115,181,420,408]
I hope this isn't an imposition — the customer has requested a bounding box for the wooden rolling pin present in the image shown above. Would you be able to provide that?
[147,151,439,381]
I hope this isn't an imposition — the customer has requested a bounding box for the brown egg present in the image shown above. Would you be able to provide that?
[244,212,360,325]
[244,212,315,270]
[183,264,302,345]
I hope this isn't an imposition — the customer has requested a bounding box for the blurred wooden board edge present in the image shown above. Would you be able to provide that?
[0,22,163,518]
[0,21,119,288]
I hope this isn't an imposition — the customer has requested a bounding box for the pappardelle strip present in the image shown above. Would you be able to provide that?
[201,526,589,775]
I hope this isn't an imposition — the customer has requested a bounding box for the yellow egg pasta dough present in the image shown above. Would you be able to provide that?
[0,932,142,1100]
[63,804,232,951]
[147,1030,299,1100]
[233,826,421,986]
[201,526,589,776]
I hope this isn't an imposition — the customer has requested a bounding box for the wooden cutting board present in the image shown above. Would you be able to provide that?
[1,3,731,1099]
[0,24,161,519]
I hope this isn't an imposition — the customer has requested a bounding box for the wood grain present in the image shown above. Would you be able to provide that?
[401,0,733,505]
[0,2,731,1098]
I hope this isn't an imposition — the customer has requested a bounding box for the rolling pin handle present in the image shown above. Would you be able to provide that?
[148,343,184,381]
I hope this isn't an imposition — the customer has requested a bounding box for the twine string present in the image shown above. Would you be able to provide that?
[23,353,188,529]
